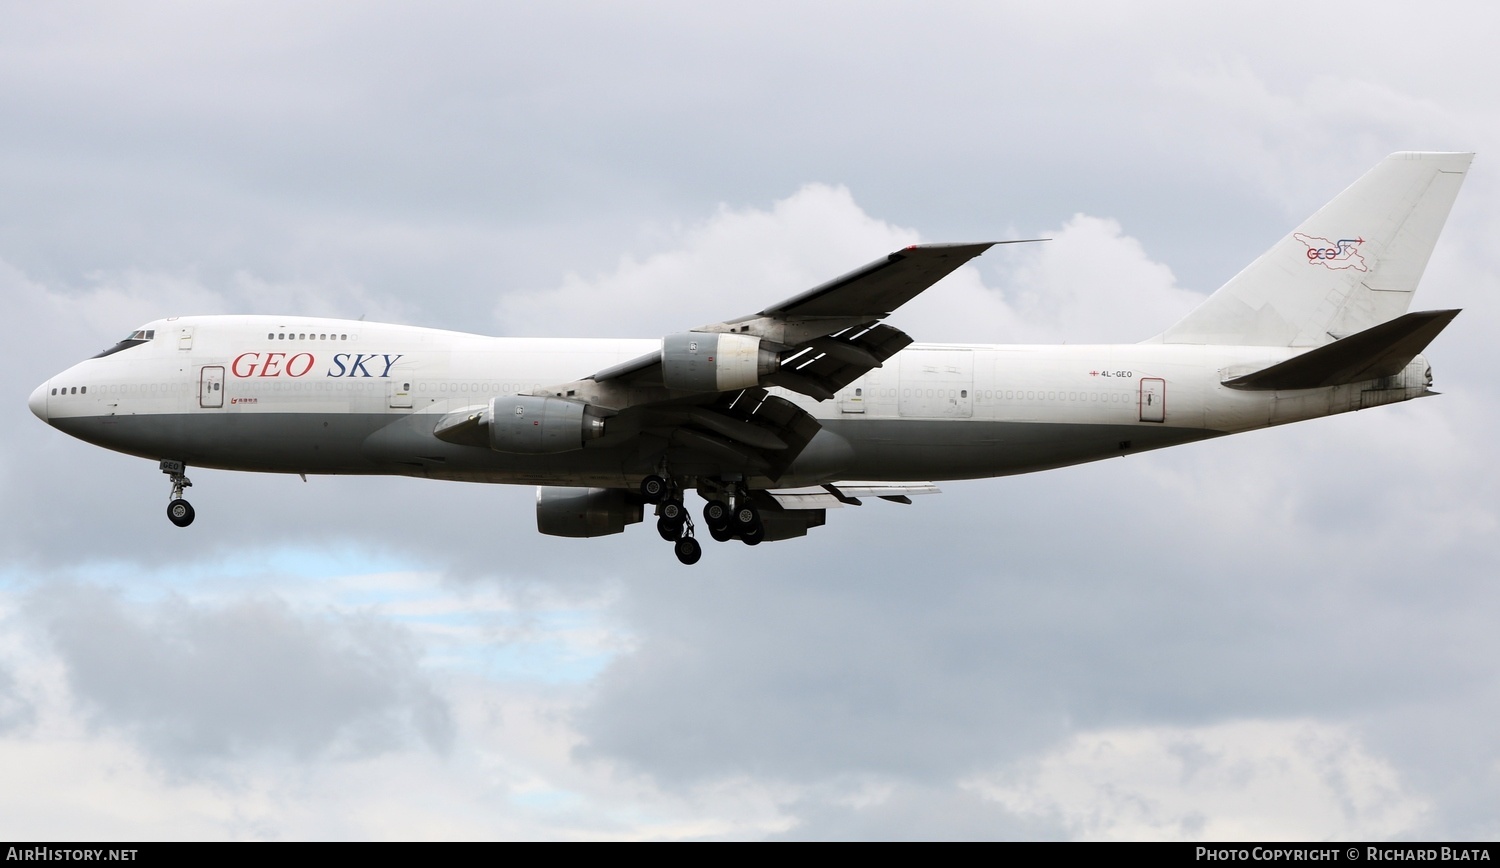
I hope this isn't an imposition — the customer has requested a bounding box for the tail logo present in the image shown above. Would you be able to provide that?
[1294,233,1369,271]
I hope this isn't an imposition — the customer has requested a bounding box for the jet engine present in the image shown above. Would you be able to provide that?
[489,395,607,454]
[660,332,779,392]
[536,487,642,537]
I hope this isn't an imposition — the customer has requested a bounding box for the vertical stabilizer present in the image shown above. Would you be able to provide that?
[1153,152,1472,347]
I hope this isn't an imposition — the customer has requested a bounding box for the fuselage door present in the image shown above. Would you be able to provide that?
[898,349,974,418]
[388,377,413,409]
[199,366,225,408]
[1139,377,1165,423]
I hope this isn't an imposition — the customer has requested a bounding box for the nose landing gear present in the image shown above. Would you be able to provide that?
[161,459,195,528]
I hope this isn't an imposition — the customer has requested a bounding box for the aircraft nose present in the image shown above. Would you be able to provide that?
[29,381,49,423]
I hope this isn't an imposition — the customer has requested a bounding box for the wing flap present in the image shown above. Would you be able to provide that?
[767,481,941,509]
[725,389,822,480]
[766,322,914,400]
[633,387,823,481]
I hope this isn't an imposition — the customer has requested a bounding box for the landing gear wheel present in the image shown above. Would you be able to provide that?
[160,460,195,527]
[708,523,735,543]
[674,536,702,565]
[703,499,730,529]
[660,498,685,522]
[641,475,668,503]
[167,498,195,528]
[732,502,762,539]
[657,516,683,541]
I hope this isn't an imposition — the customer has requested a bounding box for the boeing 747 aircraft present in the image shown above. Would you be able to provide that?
[29,152,1471,564]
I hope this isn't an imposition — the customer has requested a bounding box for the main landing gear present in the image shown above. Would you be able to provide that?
[160,459,195,528]
[643,474,701,565]
[641,474,764,565]
[701,494,762,545]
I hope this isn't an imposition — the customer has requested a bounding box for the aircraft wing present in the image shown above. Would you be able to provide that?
[754,242,995,321]
[591,242,997,400]
[438,243,998,491]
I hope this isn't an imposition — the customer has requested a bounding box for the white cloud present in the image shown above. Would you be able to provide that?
[970,720,1430,841]
[493,183,921,338]
[494,187,1202,348]
[972,213,1204,344]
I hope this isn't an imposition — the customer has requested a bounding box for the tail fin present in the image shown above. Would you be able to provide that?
[1152,152,1472,347]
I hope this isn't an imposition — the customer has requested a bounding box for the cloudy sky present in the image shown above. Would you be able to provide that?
[3,1,1498,840]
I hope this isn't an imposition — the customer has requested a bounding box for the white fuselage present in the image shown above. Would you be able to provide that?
[30,314,1433,489]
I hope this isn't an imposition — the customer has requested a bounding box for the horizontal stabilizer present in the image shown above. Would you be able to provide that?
[1223,309,1459,390]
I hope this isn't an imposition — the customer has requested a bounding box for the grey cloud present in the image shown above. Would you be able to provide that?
[572,435,1500,831]
[3,4,1438,330]
[769,782,1064,841]
[4,0,1500,838]
[0,666,37,733]
[27,583,452,768]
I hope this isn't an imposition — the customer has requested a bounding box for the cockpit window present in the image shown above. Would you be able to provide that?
[92,328,157,359]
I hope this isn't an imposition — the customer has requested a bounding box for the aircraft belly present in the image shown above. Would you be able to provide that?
[361,410,636,485]
[50,412,395,473]
[821,418,1222,481]
[48,410,636,483]
[53,408,1226,486]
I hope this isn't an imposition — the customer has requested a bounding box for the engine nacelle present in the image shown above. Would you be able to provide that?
[661,332,778,392]
[489,396,606,454]
[536,487,642,537]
